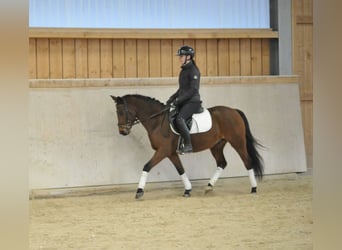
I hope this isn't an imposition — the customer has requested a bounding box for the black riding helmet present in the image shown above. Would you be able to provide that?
[176,45,195,58]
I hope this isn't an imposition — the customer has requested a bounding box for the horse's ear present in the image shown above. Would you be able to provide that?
[110,95,118,102]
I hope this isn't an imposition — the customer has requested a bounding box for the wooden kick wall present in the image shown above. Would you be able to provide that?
[29,29,277,79]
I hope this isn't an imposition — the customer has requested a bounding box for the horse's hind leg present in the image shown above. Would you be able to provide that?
[206,139,227,193]
[230,139,257,193]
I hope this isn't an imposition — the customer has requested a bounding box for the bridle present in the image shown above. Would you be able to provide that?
[117,97,170,130]
[116,97,140,130]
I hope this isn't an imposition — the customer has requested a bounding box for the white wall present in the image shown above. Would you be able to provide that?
[29,81,307,189]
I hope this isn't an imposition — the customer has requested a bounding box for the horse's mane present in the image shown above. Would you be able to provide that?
[123,94,165,107]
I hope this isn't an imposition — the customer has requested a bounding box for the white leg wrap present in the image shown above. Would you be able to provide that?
[209,167,224,186]
[248,169,257,187]
[138,171,149,189]
[181,173,192,190]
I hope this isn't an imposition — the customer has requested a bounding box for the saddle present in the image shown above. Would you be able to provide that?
[169,106,212,154]
[169,106,212,135]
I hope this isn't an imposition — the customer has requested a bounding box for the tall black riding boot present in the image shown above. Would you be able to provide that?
[176,117,193,153]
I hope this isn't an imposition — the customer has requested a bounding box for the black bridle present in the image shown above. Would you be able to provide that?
[117,97,169,130]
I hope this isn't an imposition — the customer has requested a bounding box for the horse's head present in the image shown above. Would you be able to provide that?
[110,95,138,135]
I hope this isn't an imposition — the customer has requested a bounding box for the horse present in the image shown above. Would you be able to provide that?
[110,94,264,199]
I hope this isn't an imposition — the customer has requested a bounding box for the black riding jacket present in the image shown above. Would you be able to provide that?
[169,60,201,106]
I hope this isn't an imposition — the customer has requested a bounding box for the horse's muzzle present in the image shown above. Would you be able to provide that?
[118,126,130,135]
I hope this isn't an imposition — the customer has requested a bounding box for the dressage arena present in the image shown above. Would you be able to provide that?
[29,172,312,249]
[29,81,311,249]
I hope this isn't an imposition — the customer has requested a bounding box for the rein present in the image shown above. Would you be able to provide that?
[134,106,170,125]
[120,97,169,128]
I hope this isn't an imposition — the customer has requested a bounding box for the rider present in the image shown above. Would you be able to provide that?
[166,45,202,153]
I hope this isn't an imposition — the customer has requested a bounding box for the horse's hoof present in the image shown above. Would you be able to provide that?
[183,189,191,197]
[135,188,144,199]
[204,183,213,194]
[251,187,257,193]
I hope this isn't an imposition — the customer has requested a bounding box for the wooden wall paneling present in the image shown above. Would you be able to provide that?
[183,39,195,49]
[302,25,313,99]
[100,39,113,78]
[261,39,270,75]
[36,38,50,79]
[75,39,88,78]
[251,39,262,75]
[218,39,229,76]
[62,38,76,78]
[112,39,125,78]
[149,40,161,77]
[137,39,149,77]
[49,38,63,78]
[240,39,251,76]
[206,39,218,76]
[195,39,207,76]
[229,39,241,76]
[87,39,100,78]
[125,39,137,77]
[160,39,172,77]
[29,38,37,79]
[172,39,183,77]
[29,28,279,79]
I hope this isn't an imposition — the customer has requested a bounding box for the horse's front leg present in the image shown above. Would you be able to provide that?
[168,153,192,197]
[136,150,165,199]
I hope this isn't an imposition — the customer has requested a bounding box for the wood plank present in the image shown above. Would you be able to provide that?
[296,15,313,24]
[161,39,172,77]
[113,39,125,78]
[206,39,218,76]
[75,39,88,78]
[149,40,161,77]
[195,39,207,76]
[218,39,229,76]
[240,39,251,76]
[36,38,50,78]
[303,23,313,99]
[229,39,240,76]
[100,39,113,78]
[125,39,137,77]
[88,39,100,78]
[251,39,262,75]
[49,38,63,78]
[137,39,149,77]
[29,38,37,79]
[301,101,312,165]
[262,39,270,75]
[183,39,195,49]
[172,40,183,77]
[62,39,76,78]
[30,28,279,39]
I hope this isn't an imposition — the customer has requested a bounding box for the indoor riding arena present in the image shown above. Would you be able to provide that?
[29,1,313,249]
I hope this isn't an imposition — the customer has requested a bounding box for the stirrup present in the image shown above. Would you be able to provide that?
[182,144,193,153]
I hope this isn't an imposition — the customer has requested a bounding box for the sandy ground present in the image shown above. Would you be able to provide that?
[29,173,312,250]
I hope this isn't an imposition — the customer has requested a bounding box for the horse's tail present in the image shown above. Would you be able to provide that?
[236,109,264,180]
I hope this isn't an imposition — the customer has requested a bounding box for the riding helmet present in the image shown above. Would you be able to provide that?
[176,45,195,58]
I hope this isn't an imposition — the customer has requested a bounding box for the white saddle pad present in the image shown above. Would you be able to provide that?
[171,108,212,134]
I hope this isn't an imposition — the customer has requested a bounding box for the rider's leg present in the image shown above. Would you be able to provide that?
[175,116,193,153]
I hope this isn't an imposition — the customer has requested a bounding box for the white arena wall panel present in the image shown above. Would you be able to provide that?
[29,79,306,189]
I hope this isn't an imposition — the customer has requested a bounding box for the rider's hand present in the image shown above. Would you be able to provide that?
[166,98,173,106]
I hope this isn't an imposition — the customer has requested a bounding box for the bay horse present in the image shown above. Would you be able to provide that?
[110,94,264,199]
